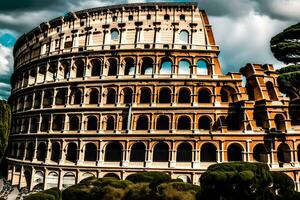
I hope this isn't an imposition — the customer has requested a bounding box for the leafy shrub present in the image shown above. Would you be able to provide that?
[126,171,171,184]
[24,192,56,200]
[124,183,154,200]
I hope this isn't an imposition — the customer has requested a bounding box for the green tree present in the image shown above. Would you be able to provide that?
[270,22,300,65]
[0,100,11,164]
[196,162,300,200]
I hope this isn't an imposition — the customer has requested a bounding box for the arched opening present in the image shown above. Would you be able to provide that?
[75,60,84,78]
[198,116,212,130]
[51,142,60,162]
[103,173,120,180]
[25,143,34,160]
[221,86,236,103]
[43,91,53,107]
[41,116,50,132]
[157,115,169,130]
[177,116,191,130]
[275,114,285,131]
[47,172,59,189]
[160,57,172,74]
[121,115,128,130]
[33,171,44,190]
[84,143,97,161]
[266,81,278,101]
[37,66,46,83]
[124,58,135,75]
[141,57,153,75]
[69,116,80,131]
[55,89,67,105]
[176,143,192,162]
[153,142,169,162]
[277,143,291,163]
[179,30,189,43]
[18,97,24,111]
[13,144,18,158]
[253,144,268,163]
[106,116,115,130]
[122,88,133,104]
[25,95,33,110]
[106,88,116,104]
[70,89,82,105]
[178,60,190,75]
[29,69,36,85]
[178,88,191,103]
[89,89,99,104]
[66,143,77,163]
[22,119,29,133]
[140,87,151,103]
[105,143,122,162]
[179,14,185,21]
[34,92,41,108]
[159,88,172,103]
[111,29,119,41]
[198,89,211,103]
[91,59,101,77]
[246,83,255,100]
[226,113,242,130]
[87,116,98,130]
[108,58,118,76]
[52,115,64,131]
[30,117,38,133]
[164,14,170,20]
[197,60,208,75]
[47,64,57,81]
[201,143,217,162]
[227,143,243,161]
[130,142,146,162]
[37,142,47,162]
[221,88,229,102]
[136,115,149,130]
[63,172,76,189]
[18,143,25,160]
[62,61,70,79]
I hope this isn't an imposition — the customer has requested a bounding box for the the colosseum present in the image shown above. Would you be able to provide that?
[6,2,300,191]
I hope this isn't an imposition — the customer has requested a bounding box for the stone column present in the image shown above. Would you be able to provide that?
[145,141,152,167]
[123,141,129,167]
[170,141,176,168]
[97,140,103,166]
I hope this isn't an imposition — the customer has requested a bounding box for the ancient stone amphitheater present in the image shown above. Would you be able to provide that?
[6,2,300,191]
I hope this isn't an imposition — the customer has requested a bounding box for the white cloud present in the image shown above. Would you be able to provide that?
[254,0,300,20]
[0,44,13,75]
[210,11,295,73]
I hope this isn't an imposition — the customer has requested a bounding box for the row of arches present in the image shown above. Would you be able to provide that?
[12,112,246,134]
[14,57,211,90]
[9,141,294,164]
[15,86,237,111]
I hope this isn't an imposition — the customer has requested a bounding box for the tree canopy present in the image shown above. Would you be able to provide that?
[197,162,300,200]
[0,100,11,164]
[270,22,300,64]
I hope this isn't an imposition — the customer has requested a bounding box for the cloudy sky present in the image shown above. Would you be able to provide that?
[0,0,299,100]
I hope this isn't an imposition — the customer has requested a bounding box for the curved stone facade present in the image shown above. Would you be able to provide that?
[7,2,300,191]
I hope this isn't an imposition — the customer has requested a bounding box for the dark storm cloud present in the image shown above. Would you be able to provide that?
[0,0,70,11]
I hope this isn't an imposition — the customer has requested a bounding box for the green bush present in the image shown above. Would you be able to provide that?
[24,188,61,200]
[124,183,154,200]
[24,192,56,200]
[126,171,171,184]
[43,188,61,200]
